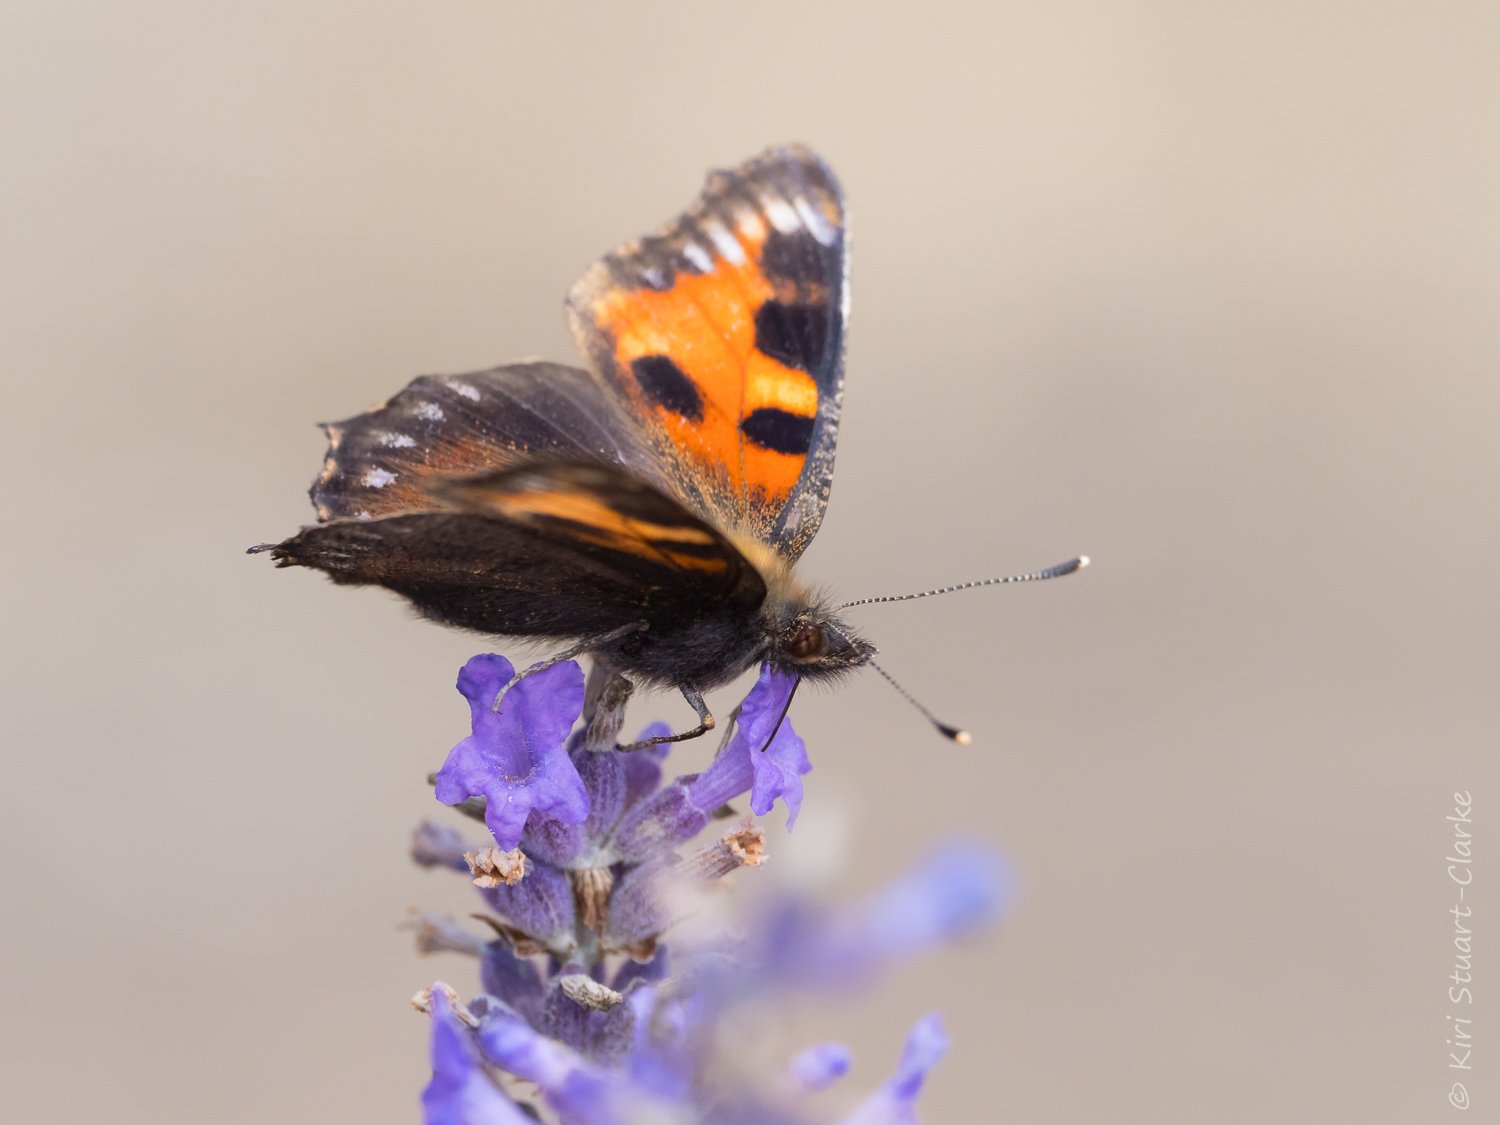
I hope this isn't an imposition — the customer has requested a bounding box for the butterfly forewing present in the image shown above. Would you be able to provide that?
[566,145,848,563]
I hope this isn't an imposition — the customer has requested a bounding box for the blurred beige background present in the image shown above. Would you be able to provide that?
[4,2,1497,1121]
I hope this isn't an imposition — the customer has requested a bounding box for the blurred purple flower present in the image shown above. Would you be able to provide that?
[841,1015,949,1125]
[788,1042,853,1093]
[723,845,1010,1000]
[855,846,1007,958]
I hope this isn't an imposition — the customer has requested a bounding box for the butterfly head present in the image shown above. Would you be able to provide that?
[766,603,874,682]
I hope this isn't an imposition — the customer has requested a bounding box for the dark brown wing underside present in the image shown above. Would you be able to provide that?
[268,462,766,640]
[310,362,666,522]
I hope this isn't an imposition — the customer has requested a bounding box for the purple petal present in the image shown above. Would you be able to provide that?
[421,987,531,1125]
[410,822,473,872]
[623,986,694,1103]
[523,734,634,864]
[576,744,626,843]
[480,855,576,948]
[747,728,809,831]
[518,808,587,868]
[478,941,545,1020]
[476,1007,619,1123]
[611,777,710,862]
[684,754,751,816]
[611,948,668,993]
[621,725,671,808]
[841,1014,948,1125]
[604,858,672,948]
[788,1041,852,1093]
[537,975,638,1067]
[435,655,589,851]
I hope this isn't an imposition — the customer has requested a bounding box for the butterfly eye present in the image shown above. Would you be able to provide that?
[785,622,825,661]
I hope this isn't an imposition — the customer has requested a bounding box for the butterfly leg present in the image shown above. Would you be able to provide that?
[491,621,648,713]
[712,704,741,756]
[581,667,635,753]
[619,685,715,750]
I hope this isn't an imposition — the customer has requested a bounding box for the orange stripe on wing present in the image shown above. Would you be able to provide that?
[489,488,730,573]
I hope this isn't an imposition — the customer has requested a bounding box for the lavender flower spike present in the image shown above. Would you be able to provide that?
[434,655,589,850]
[413,654,1001,1123]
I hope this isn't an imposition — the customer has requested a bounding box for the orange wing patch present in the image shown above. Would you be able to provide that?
[586,229,822,516]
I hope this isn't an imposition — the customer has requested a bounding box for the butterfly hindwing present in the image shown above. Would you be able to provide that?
[432,462,761,592]
[270,462,766,644]
[310,362,664,522]
[566,145,848,563]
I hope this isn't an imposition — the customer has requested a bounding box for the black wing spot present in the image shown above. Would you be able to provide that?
[741,408,815,456]
[631,355,704,422]
[753,300,829,373]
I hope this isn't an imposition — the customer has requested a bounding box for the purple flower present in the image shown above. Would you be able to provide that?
[741,666,813,828]
[613,668,810,860]
[434,654,589,850]
[688,665,812,830]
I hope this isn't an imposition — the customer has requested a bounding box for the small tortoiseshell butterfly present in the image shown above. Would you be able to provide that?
[256,146,1084,745]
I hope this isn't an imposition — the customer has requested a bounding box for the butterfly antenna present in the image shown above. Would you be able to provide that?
[869,660,971,746]
[838,555,1089,610]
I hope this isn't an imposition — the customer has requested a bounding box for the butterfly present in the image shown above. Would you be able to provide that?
[255,146,1084,746]
[257,147,873,745]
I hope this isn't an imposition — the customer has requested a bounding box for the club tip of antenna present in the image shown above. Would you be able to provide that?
[1077,555,1090,569]
[937,723,972,746]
